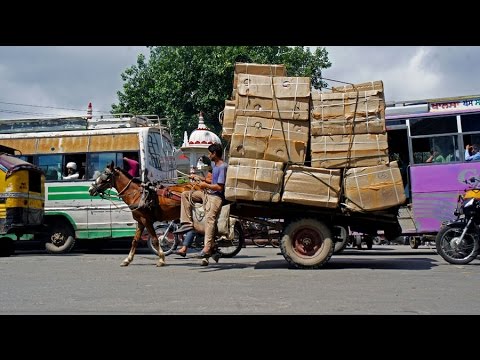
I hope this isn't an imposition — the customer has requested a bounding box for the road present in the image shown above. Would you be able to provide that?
[1,243,480,314]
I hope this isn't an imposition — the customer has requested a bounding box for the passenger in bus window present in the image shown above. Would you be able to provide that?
[63,162,80,180]
[425,146,445,163]
[123,156,139,177]
[465,144,480,161]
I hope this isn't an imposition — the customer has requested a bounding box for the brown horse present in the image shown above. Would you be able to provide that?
[88,161,196,267]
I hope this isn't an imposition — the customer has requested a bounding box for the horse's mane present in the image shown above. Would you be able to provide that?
[115,167,143,184]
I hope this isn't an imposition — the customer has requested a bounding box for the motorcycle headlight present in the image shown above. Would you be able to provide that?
[464,198,475,208]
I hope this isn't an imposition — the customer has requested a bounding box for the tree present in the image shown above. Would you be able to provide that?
[112,46,331,147]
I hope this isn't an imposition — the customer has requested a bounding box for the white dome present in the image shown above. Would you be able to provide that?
[185,113,220,148]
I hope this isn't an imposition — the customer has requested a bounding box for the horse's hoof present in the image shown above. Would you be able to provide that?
[156,262,166,267]
[120,261,129,267]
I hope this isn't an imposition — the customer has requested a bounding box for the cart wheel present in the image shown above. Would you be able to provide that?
[365,236,373,250]
[409,236,420,249]
[333,225,348,254]
[280,218,334,269]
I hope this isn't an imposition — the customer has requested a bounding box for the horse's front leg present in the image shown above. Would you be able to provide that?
[121,223,144,267]
[144,222,165,267]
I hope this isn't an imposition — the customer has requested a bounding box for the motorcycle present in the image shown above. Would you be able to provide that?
[435,176,480,264]
[144,219,245,258]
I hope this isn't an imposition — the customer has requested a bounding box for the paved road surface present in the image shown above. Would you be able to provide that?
[1,244,479,314]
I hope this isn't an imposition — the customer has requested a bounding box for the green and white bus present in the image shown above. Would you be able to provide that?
[0,114,177,253]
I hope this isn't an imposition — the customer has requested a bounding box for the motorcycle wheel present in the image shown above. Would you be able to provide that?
[435,224,479,265]
[146,222,179,256]
[216,221,244,258]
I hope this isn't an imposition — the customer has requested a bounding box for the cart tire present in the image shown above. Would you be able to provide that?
[365,236,373,250]
[333,225,349,254]
[384,223,403,241]
[409,236,420,249]
[280,218,334,269]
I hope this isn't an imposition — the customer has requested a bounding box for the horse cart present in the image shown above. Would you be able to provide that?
[228,200,402,269]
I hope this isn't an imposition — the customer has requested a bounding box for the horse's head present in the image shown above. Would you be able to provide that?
[88,161,116,197]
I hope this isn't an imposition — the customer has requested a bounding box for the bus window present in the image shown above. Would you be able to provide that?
[461,113,480,132]
[87,152,117,180]
[38,154,62,181]
[63,154,86,180]
[411,135,458,164]
[409,115,457,136]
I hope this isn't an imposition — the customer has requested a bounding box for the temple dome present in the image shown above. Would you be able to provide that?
[183,113,220,148]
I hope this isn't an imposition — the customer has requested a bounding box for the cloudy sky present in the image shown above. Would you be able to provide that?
[0,46,479,120]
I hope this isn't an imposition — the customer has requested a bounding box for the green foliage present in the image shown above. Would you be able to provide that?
[112,46,331,147]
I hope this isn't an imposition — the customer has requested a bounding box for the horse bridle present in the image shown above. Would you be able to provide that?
[90,168,114,198]
[91,167,136,198]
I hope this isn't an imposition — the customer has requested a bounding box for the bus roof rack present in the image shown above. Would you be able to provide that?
[0,114,170,134]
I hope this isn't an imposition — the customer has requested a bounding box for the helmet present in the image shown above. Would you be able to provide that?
[66,162,77,170]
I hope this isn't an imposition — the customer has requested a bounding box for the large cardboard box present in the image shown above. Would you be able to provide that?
[221,99,236,140]
[225,158,284,202]
[233,63,287,89]
[332,80,384,93]
[310,90,385,135]
[310,133,389,168]
[234,116,308,142]
[229,116,309,163]
[343,161,406,212]
[236,74,311,120]
[282,165,341,208]
[230,134,306,163]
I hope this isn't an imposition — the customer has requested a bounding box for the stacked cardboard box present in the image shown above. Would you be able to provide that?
[230,116,309,163]
[225,65,311,203]
[224,158,284,202]
[310,133,389,168]
[221,64,405,211]
[310,90,385,136]
[222,63,287,140]
[236,74,311,121]
[221,99,236,140]
[343,161,406,211]
[233,63,287,92]
[282,165,341,208]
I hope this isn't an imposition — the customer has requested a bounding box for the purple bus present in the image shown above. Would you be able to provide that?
[386,95,480,247]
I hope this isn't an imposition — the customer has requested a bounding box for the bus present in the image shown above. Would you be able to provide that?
[0,144,45,256]
[385,94,480,247]
[0,114,177,254]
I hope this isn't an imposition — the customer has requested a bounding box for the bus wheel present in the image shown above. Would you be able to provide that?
[0,237,14,257]
[45,222,76,254]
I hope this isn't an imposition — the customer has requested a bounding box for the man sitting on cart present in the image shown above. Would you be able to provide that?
[173,143,227,265]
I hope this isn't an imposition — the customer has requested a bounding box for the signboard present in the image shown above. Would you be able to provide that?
[430,98,480,113]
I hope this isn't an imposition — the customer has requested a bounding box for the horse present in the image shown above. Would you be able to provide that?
[88,161,197,267]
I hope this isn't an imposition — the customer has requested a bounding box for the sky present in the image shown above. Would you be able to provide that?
[0,46,479,120]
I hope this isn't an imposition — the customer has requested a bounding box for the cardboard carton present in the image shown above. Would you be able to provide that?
[225,158,284,202]
[282,165,341,208]
[343,161,406,211]
[310,133,389,168]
